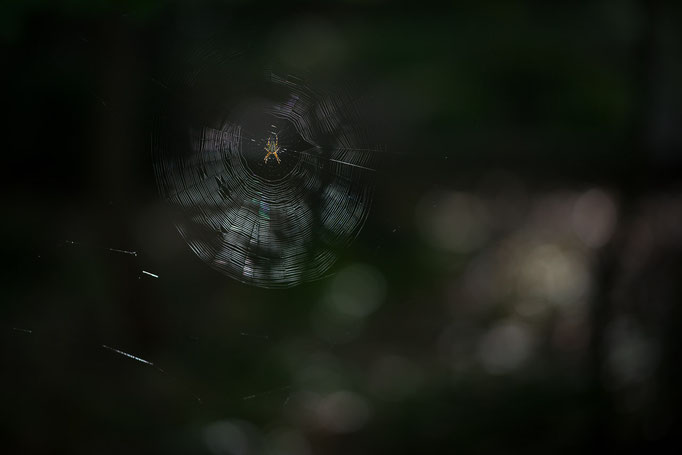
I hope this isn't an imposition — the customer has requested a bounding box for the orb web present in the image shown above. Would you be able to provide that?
[152,70,378,288]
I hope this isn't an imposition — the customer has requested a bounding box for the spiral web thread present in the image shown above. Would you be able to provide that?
[153,72,378,288]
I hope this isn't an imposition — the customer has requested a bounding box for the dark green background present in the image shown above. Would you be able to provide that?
[2,1,682,454]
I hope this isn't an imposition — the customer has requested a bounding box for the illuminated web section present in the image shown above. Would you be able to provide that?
[153,72,378,288]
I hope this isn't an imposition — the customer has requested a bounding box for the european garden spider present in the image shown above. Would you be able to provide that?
[263,135,281,164]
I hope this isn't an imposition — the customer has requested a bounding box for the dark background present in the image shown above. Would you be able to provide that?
[2,1,682,454]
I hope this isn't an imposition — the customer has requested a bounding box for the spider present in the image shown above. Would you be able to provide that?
[263,135,281,164]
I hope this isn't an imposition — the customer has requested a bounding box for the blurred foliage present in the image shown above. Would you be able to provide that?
[2,1,682,454]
